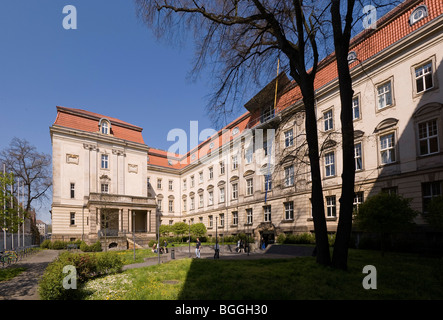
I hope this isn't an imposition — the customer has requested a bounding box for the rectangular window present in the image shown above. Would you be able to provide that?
[232,155,238,170]
[70,183,75,199]
[284,166,294,187]
[101,154,109,169]
[353,192,364,213]
[377,81,393,109]
[264,205,271,222]
[183,179,187,190]
[208,191,214,206]
[232,183,238,199]
[232,211,238,226]
[157,199,162,211]
[246,208,253,224]
[284,202,294,220]
[191,176,194,187]
[183,199,187,211]
[352,96,360,120]
[220,161,225,174]
[168,180,173,191]
[169,200,174,212]
[246,178,253,195]
[284,129,294,147]
[245,147,253,164]
[324,110,333,131]
[415,62,433,93]
[380,133,396,164]
[157,179,162,189]
[382,187,398,195]
[219,214,225,227]
[264,174,272,191]
[199,194,203,208]
[209,167,214,179]
[101,183,109,194]
[209,215,213,228]
[190,197,195,210]
[325,151,335,177]
[220,187,225,203]
[70,212,75,226]
[199,172,203,183]
[422,181,442,213]
[418,119,439,156]
[354,143,363,171]
[326,196,336,217]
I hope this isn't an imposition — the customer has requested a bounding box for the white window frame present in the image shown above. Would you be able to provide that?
[323,109,334,131]
[168,180,173,191]
[380,132,396,165]
[208,191,214,206]
[284,129,294,147]
[354,142,363,171]
[232,183,238,199]
[246,178,253,196]
[377,80,393,110]
[101,154,109,169]
[232,155,238,170]
[326,196,336,218]
[284,166,294,187]
[418,119,439,156]
[101,183,109,194]
[246,208,253,225]
[324,151,336,177]
[415,62,433,94]
[284,202,294,220]
[219,187,225,203]
[232,211,238,226]
[70,212,76,226]
[352,95,361,120]
[168,200,174,212]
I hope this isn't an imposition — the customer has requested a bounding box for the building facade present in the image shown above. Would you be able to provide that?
[50,0,443,249]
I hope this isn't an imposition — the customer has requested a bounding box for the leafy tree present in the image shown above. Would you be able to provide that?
[0,172,23,235]
[190,222,207,238]
[354,192,418,255]
[172,222,189,241]
[159,224,172,237]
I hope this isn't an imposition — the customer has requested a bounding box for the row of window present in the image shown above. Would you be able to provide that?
[315,58,435,135]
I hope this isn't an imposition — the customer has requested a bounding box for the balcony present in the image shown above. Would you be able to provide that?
[88,193,156,208]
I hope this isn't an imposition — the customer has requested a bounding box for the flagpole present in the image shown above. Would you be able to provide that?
[3,164,6,250]
[22,181,25,247]
[11,177,14,249]
[17,178,20,248]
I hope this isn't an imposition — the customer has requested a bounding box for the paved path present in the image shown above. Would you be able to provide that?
[123,245,315,270]
[0,250,59,300]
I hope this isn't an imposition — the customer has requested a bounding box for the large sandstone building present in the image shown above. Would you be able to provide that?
[50,0,443,249]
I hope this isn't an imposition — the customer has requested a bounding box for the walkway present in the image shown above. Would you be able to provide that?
[0,250,59,300]
[123,244,315,270]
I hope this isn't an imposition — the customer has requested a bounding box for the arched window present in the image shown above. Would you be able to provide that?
[409,5,428,26]
[99,119,111,135]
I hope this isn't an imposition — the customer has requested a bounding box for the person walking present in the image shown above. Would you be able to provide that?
[195,237,201,258]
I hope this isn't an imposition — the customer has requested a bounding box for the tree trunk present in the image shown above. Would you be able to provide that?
[297,74,331,266]
[330,0,356,270]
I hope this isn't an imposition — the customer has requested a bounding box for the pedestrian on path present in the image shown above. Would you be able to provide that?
[195,238,201,258]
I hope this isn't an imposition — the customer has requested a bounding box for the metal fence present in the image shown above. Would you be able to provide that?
[0,233,36,251]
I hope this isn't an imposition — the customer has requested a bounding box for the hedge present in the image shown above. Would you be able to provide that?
[38,251,123,300]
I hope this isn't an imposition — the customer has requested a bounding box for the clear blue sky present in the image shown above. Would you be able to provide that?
[0,1,245,223]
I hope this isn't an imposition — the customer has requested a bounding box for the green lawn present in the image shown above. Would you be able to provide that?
[80,248,443,300]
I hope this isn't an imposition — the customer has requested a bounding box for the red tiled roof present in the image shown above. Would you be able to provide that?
[53,106,146,145]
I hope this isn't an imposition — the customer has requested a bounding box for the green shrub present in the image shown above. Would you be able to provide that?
[40,239,51,249]
[39,251,123,300]
[80,241,102,252]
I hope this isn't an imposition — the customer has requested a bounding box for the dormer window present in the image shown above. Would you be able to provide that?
[99,119,111,135]
[409,5,428,26]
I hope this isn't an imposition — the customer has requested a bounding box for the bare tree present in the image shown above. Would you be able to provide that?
[135,0,400,268]
[136,0,333,265]
[0,138,52,213]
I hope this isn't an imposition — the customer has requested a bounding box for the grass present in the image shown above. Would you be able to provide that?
[0,267,27,282]
[79,248,443,300]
